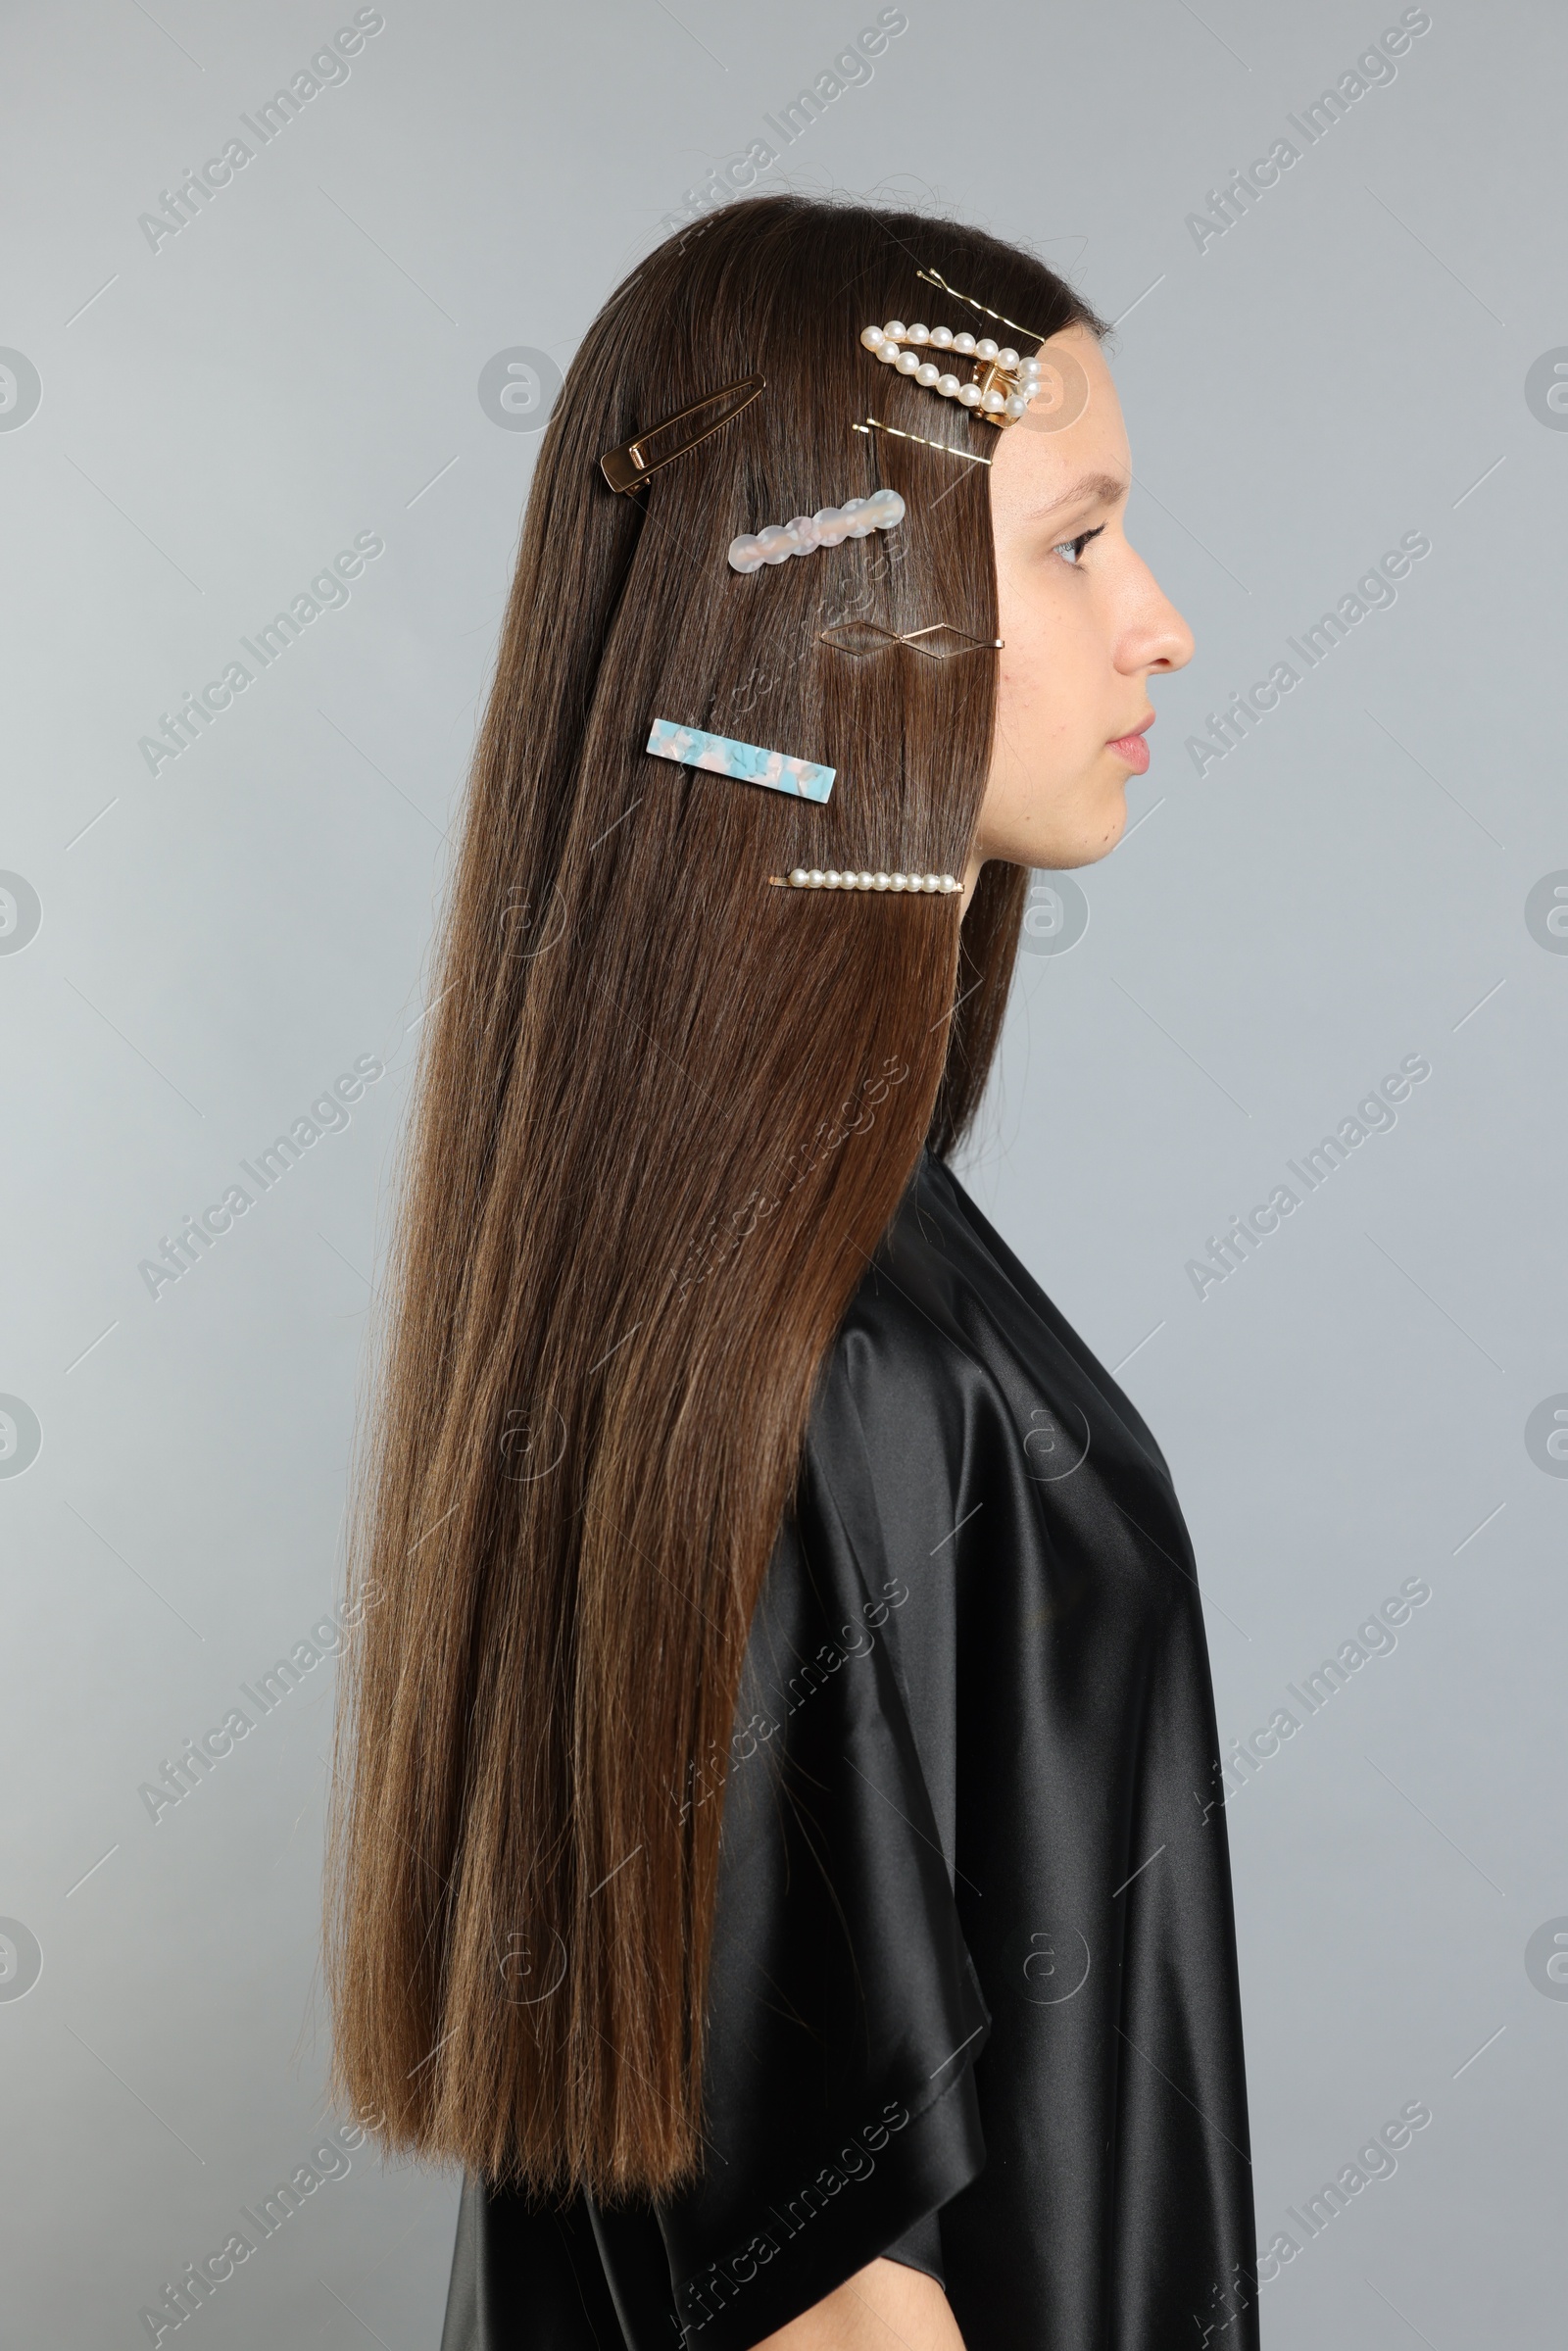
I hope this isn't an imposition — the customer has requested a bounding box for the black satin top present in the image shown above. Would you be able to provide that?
[441,1150,1258,2350]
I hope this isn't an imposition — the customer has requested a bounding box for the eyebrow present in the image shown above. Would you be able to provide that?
[1027,470,1130,518]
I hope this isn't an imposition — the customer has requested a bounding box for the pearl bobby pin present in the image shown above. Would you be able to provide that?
[859,320,1044,425]
[767,868,962,894]
[729,488,904,573]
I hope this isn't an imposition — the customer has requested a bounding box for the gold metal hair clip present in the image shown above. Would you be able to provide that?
[599,372,765,494]
[915,268,1047,349]
[853,416,991,466]
[817,621,1003,660]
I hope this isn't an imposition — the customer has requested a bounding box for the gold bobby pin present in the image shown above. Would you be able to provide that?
[915,268,1048,350]
[854,416,991,467]
[600,372,765,494]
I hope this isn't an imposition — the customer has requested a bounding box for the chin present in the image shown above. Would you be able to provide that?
[1064,777,1129,866]
[988,772,1130,872]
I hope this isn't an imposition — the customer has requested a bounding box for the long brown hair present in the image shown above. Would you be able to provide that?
[325,194,1104,2197]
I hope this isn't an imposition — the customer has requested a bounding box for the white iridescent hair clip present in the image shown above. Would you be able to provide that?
[859,319,1044,423]
[729,487,904,574]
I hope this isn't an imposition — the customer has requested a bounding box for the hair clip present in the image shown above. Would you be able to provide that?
[729,488,903,574]
[767,868,962,894]
[647,717,833,803]
[914,268,1046,349]
[817,620,1002,660]
[600,372,765,494]
[853,416,990,467]
[859,320,1042,425]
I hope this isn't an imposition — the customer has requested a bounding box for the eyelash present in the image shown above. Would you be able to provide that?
[1052,525,1105,569]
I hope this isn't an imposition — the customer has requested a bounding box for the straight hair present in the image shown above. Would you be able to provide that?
[325,193,1105,2196]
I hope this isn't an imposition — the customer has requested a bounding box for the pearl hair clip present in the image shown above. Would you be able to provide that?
[729,488,904,574]
[767,868,962,894]
[859,319,1044,424]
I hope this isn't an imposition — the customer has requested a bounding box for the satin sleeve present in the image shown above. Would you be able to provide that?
[650,1379,990,2348]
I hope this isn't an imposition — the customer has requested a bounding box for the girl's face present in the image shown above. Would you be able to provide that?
[965,323,1193,903]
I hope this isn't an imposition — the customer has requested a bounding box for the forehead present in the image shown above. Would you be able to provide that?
[1000,322,1129,508]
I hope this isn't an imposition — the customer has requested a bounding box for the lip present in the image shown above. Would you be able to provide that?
[1105,711,1154,772]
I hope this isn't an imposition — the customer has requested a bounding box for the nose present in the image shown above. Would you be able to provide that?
[1149,597,1196,674]
[1120,546,1195,677]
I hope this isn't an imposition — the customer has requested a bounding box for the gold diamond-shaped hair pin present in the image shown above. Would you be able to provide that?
[817,620,1003,660]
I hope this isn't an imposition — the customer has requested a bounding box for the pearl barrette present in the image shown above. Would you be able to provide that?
[858,320,1044,424]
[767,868,962,894]
[729,487,904,574]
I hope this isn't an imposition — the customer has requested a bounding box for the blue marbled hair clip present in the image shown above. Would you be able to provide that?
[645,718,834,804]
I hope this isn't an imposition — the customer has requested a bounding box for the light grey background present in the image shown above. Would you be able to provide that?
[2,0,1563,2342]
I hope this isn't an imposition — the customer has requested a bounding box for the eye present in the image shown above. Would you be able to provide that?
[1051,525,1104,568]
